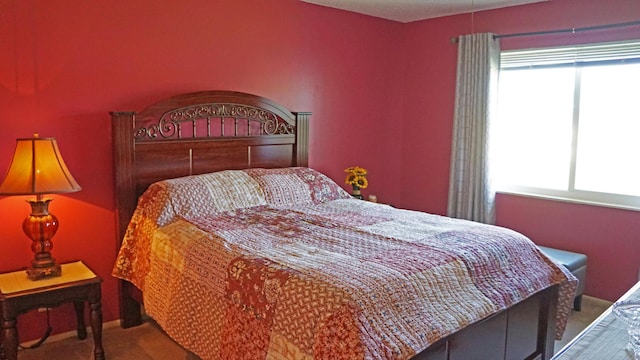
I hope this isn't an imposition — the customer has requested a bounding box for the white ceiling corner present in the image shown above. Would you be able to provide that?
[301,0,550,23]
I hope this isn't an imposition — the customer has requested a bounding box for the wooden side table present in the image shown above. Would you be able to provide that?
[0,261,104,360]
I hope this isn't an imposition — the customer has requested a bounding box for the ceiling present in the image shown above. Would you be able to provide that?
[301,0,549,23]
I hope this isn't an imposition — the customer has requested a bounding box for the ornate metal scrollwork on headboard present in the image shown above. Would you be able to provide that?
[133,103,295,141]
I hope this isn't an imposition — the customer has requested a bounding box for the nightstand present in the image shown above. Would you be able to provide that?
[0,261,104,360]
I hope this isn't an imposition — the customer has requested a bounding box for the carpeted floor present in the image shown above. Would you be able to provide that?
[15,296,611,360]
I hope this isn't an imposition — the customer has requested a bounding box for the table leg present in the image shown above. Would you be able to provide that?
[0,301,4,360]
[89,300,104,360]
[74,301,87,340]
[1,317,17,360]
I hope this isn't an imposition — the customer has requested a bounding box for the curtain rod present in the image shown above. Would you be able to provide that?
[450,20,640,44]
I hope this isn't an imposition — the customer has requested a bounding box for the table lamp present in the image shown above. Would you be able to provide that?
[0,134,81,280]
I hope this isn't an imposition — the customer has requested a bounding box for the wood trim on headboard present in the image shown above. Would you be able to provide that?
[111,90,309,327]
[292,111,310,168]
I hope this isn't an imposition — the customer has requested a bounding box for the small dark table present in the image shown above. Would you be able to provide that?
[0,261,104,360]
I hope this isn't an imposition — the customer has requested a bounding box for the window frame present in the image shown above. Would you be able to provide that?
[494,40,640,211]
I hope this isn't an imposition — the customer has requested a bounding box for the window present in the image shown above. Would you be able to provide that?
[492,40,640,209]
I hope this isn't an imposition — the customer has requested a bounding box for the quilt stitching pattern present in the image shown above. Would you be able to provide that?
[113,168,577,360]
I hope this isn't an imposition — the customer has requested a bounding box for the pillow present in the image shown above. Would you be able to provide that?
[244,167,351,207]
[159,170,267,221]
[136,167,349,228]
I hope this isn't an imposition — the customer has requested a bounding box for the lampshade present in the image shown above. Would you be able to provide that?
[0,134,81,195]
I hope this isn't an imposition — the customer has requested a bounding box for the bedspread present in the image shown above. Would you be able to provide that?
[113,167,577,360]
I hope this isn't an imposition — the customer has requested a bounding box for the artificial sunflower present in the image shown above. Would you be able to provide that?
[354,176,368,189]
[344,166,368,190]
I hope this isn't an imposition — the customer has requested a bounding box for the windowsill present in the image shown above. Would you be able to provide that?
[496,190,640,213]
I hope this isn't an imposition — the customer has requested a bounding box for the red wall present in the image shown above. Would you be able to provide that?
[0,0,638,342]
[0,0,403,341]
[400,0,640,302]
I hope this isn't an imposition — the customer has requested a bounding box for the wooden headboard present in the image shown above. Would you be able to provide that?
[111,90,310,326]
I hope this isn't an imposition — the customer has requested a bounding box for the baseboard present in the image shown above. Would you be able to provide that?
[18,319,121,349]
[582,294,613,307]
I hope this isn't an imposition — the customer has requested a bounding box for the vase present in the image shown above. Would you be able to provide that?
[351,187,364,200]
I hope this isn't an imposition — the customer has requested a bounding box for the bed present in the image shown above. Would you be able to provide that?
[110,90,577,360]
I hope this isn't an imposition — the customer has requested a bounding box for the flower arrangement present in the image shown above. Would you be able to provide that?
[344,166,368,190]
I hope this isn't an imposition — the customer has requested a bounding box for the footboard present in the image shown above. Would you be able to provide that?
[415,285,558,360]
[118,279,558,359]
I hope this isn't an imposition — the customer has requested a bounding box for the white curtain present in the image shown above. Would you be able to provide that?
[447,33,500,224]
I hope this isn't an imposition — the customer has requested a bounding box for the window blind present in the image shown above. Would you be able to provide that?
[501,40,640,68]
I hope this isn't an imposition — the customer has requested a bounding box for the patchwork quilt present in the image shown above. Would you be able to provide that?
[113,167,577,360]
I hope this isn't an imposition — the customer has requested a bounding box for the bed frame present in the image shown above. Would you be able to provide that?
[111,90,558,360]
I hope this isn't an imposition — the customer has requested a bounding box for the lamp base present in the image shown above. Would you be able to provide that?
[23,198,63,281]
[26,264,62,281]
